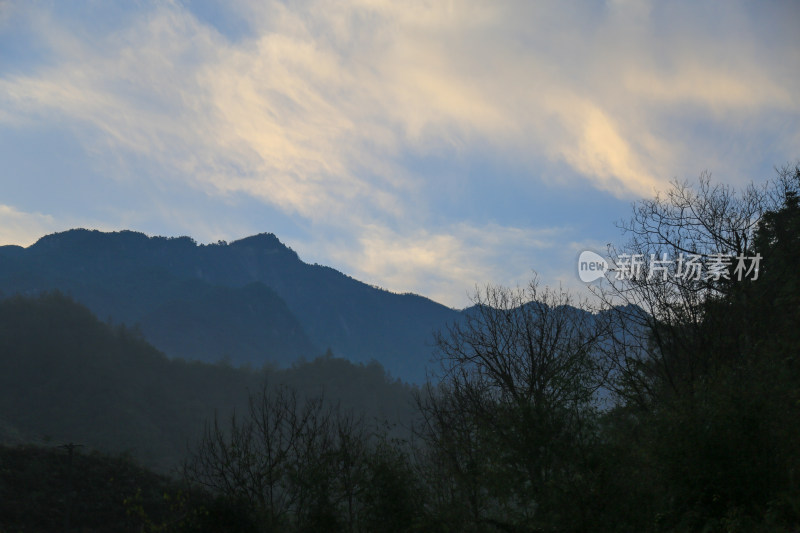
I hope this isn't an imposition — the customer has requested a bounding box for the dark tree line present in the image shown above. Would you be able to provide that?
[183,384,423,532]
[593,165,798,531]
[181,165,800,532]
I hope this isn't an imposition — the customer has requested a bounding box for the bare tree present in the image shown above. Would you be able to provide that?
[417,279,608,530]
[183,383,370,531]
[595,171,780,407]
[590,164,800,528]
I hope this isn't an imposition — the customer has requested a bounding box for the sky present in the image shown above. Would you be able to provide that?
[0,0,798,308]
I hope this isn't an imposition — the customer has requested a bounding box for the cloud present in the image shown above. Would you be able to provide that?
[0,205,57,246]
[320,221,568,308]
[4,2,796,198]
[558,102,663,197]
[0,0,797,303]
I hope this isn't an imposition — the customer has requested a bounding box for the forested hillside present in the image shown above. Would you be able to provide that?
[0,230,460,383]
[0,292,416,472]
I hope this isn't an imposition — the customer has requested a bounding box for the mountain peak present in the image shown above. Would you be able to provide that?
[230,232,281,247]
[229,233,298,258]
[0,227,458,383]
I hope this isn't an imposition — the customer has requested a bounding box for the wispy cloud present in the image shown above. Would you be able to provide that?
[0,0,797,306]
[0,205,57,246]
[319,221,567,308]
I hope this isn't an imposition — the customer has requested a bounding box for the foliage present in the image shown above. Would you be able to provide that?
[591,163,800,531]
[0,444,206,533]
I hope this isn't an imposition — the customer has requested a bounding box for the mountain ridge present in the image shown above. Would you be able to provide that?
[0,228,461,382]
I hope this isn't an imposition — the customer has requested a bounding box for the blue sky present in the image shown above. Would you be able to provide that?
[1,0,798,308]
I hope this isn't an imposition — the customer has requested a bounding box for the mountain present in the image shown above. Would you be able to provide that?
[0,229,461,382]
[0,292,417,471]
[0,291,245,469]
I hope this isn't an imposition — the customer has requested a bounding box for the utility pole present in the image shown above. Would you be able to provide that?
[60,443,83,533]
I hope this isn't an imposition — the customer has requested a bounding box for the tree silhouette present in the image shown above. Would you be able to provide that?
[418,280,607,531]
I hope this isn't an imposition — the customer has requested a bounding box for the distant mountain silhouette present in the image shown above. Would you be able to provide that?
[0,292,417,471]
[0,229,461,382]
